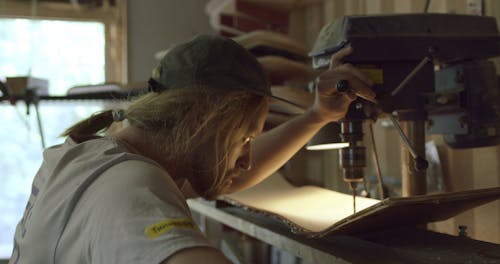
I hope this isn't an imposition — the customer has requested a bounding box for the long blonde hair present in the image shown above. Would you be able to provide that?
[62,87,267,197]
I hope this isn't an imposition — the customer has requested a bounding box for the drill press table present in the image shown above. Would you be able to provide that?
[188,198,500,264]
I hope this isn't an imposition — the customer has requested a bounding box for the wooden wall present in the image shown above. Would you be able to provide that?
[284,0,500,244]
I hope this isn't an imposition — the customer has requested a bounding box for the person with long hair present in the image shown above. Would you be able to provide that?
[10,35,374,264]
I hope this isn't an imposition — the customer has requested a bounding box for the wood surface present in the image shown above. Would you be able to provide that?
[222,173,500,237]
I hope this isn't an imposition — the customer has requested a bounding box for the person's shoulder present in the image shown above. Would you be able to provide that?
[96,159,186,209]
[111,158,163,172]
[105,159,172,185]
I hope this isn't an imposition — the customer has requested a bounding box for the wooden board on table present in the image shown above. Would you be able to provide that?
[222,173,500,238]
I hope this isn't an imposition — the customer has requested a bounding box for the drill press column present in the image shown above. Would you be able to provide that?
[400,119,427,196]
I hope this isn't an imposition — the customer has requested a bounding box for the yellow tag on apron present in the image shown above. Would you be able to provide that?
[145,218,196,239]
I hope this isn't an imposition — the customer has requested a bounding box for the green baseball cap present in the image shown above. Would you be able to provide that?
[148,34,303,109]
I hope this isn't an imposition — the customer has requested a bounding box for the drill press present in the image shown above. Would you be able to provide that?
[308,13,500,210]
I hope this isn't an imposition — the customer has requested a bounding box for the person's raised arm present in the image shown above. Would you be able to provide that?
[229,46,375,192]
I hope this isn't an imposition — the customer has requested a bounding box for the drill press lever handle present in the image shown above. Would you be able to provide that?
[389,115,429,172]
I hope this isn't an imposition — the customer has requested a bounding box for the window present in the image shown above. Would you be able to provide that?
[0,18,108,259]
[1,18,106,94]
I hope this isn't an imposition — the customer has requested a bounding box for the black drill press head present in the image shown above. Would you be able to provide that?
[310,13,500,189]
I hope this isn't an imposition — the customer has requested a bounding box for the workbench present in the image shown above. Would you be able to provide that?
[188,198,500,264]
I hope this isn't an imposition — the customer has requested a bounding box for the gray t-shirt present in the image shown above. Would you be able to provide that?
[9,137,211,264]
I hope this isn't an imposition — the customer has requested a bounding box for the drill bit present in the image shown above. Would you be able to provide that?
[352,188,356,214]
[349,182,358,214]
